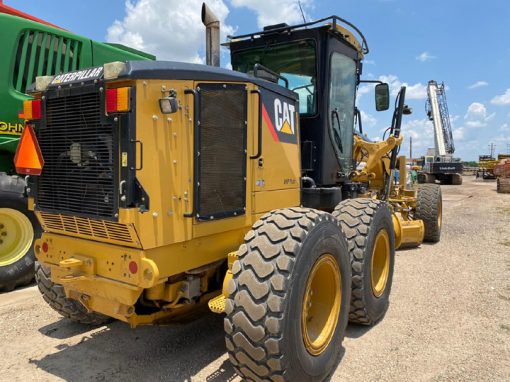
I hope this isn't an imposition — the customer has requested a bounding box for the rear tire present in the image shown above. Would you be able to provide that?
[451,174,463,185]
[332,199,395,325]
[497,178,510,193]
[225,208,351,382]
[35,262,110,325]
[415,184,442,242]
[0,192,41,292]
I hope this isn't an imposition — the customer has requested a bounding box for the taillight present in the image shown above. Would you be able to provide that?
[14,124,44,176]
[106,87,131,113]
[23,99,42,120]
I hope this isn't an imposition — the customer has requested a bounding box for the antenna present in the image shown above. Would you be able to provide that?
[297,0,307,24]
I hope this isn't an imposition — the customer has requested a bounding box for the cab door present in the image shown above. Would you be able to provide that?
[328,52,357,175]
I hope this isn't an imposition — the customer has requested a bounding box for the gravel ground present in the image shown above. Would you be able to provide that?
[0,176,509,382]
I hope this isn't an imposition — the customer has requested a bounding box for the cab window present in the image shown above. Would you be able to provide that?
[232,39,317,116]
[329,53,356,172]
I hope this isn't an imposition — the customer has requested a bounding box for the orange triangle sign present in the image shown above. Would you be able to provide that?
[14,124,44,175]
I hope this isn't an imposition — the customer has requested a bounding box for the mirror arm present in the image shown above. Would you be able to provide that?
[359,80,384,84]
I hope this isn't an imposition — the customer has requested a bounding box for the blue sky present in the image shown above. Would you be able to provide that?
[7,0,510,160]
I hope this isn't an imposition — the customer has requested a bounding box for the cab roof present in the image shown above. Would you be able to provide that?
[225,15,368,58]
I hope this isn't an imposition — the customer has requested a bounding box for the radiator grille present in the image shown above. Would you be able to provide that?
[13,30,80,93]
[197,84,247,220]
[37,90,117,220]
[39,212,139,247]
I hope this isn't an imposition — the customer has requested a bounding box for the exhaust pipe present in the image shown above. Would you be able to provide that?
[201,3,220,67]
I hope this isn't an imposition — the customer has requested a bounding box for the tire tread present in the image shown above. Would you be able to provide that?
[35,262,110,325]
[332,199,390,325]
[415,184,442,242]
[225,208,340,381]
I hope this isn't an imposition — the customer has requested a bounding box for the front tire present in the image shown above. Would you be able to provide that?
[35,262,110,325]
[332,199,395,325]
[225,208,351,382]
[415,184,442,242]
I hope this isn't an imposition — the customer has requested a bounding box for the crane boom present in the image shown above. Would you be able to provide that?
[426,80,455,156]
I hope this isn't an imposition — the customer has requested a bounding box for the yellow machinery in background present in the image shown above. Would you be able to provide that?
[15,4,442,381]
[477,155,498,179]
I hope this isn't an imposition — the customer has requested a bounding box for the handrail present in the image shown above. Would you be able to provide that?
[183,88,198,218]
[249,89,262,159]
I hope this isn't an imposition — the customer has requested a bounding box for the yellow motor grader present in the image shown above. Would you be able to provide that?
[15,4,442,381]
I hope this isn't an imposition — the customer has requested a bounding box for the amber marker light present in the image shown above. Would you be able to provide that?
[106,87,131,113]
[23,99,42,120]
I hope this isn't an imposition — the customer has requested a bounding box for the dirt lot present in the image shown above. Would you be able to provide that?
[0,177,509,382]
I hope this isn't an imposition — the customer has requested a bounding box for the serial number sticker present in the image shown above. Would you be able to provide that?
[122,152,128,167]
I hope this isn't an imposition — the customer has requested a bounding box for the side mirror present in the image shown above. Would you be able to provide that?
[375,83,390,111]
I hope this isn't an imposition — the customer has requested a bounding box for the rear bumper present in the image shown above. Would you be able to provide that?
[35,233,160,322]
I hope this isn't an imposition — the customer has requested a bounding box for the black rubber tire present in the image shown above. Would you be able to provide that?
[497,178,510,193]
[426,174,436,184]
[225,208,351,382]
[0,191,41,292]
[451,174,463,185]
[415,184,442,242]
[418,173,436,184]
[332,199,395,325]
[35,262,110,325]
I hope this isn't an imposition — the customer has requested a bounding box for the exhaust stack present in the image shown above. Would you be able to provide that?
[201,3,220,67]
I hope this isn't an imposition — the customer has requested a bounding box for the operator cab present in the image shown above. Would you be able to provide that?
[228,17,388,208]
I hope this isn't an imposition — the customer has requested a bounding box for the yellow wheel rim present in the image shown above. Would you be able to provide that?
[371,229,390,298]
[0,208,34,267]
[301,254,341,356]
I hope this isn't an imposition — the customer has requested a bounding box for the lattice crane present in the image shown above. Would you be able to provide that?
[426,80,455,156]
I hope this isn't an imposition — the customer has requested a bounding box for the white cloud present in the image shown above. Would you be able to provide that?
[491,88,510,105]
[356,84,373,101]
[364,60,376,65]
[492,134,510,148]
[401,119,434,146]
[464,102,495,128]
[500,123,510,132]
[106,0,234,63]
[468,81,488,89]
[396,118,435,158]
[358,85,372,96]
[416,51,436,62]
[450,114,460,123]
[453,127,465,141]
[379,74,428,100]
[360,110,377,128]
[231,0,312,28]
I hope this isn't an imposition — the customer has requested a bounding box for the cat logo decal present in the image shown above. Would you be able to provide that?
[261,94,298,144]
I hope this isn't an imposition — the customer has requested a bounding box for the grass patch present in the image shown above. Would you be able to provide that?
[500,241,510,247]
[500,324,510,332]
